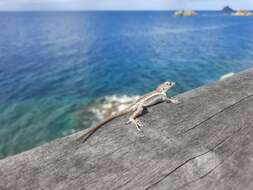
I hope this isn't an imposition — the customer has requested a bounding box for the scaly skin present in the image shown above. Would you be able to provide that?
[77,81,179,143]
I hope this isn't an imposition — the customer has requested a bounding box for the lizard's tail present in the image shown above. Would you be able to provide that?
[77,111,129,144]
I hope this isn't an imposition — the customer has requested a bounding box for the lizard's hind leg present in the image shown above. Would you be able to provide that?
[127,105,144,131]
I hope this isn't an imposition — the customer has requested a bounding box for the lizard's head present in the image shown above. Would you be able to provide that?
[156,81,175,93]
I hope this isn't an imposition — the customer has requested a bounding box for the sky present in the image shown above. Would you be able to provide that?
[0,0,253,11]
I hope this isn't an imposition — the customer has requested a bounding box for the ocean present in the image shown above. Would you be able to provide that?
[0,11,253,158]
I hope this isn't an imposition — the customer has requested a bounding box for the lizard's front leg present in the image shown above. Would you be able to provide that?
[162,95,179,104]
[127,105,144,131]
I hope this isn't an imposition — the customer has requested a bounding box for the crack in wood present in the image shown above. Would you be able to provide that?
[176,124,253,190]
[181,94,253,135]
[144,94,253,190]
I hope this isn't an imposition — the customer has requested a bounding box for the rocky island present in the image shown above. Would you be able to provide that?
[233,9,253,16]
[174,10,198,16]
[222,6,235,14]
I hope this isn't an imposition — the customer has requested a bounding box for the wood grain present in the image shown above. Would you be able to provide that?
[1,68,253,190]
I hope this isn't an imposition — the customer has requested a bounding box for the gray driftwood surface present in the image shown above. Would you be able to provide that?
[1,69,253,190]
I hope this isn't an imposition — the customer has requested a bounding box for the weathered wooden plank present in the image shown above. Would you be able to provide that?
[1,69,253,190]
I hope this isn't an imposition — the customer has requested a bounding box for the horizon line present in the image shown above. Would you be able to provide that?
[0,9,251,12]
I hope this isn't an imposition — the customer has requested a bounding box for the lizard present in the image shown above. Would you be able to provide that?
[77,81,179,143]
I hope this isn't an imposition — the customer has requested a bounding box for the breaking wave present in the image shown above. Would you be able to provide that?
[77,95,140,129]
[89,95,140,120]
[220,72,235,80]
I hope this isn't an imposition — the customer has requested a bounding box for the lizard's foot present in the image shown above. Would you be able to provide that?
[170,98,179,104]
[135,119,144,131]
[127,118,144,131]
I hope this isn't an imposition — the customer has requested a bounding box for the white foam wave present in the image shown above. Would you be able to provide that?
[89,95,140,120]
[220,72,235,80]
[104,95,140,104]
[89,107,105,120]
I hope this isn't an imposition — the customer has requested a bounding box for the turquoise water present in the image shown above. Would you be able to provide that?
[0,11,253,158]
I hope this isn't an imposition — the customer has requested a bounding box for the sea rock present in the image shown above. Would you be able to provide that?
[174,10,198,16]
[222,6,235,14]
[233,10,253,16]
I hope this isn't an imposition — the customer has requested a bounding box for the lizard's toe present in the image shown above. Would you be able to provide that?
[125,120,131,125]
[136,120,144,127]
[136,119,145,128]
[136,125,142,131]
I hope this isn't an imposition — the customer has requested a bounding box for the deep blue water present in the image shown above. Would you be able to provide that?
[0,11,253,158]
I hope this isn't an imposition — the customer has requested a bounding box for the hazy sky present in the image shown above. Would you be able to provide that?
[0,0,253,11]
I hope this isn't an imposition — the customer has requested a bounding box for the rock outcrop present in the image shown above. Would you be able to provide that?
[234,10,253,16]
[222,6,235,14]
[174,10,198,16]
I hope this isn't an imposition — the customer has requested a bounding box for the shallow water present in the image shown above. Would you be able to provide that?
[0,11,253,158]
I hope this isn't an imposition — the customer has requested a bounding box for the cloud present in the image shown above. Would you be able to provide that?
[0,0,252,10]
